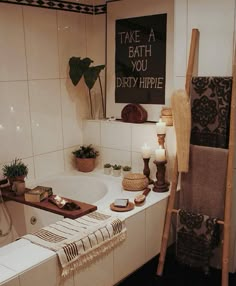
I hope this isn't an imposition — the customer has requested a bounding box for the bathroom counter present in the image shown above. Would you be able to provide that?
[1,188,97,219]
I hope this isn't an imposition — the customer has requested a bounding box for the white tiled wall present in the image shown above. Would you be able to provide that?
[0,3,105,247]
[0,6,27,81]
[29,79,63,155]
[24,7,60,80]
[83,120,176,181]
[0,3,105,177]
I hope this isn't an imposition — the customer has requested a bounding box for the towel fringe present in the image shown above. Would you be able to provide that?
[61,230,127,278]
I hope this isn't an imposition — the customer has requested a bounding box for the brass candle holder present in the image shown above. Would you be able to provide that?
[153,160,169,192]
[157,134,166,149]
[143,158,154,185]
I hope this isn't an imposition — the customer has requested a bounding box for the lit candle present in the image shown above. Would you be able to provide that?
[156,118,166,134]
[155,147,166,161]
[141,143,151,159]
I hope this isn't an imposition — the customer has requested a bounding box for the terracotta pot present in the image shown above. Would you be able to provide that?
[8,175,26,187]
[76,158,96,172]
[13,181,26,196]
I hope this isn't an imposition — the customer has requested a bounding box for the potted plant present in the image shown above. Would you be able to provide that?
[2,158,28,194]
[72,145,99,172]
[122,165,132,177]
[69,57,105,119]
[112,164,122,177]
[104,163,112,175]
[2,158,28,183]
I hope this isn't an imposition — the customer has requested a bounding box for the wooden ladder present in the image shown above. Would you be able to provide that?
[156,28,236,286]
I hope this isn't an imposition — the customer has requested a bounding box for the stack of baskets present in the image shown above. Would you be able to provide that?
[160,107,173,126]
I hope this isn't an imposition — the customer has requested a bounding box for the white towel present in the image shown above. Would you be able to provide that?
[23,211,126,277]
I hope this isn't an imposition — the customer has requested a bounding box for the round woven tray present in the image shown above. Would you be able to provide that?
[122,173,148,191]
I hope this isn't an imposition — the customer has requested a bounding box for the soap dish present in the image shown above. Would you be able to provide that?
[110,202,134,212]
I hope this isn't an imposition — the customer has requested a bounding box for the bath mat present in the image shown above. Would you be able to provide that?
[23,211,126,277]
[190,76,232,148]
[176,209,220,270]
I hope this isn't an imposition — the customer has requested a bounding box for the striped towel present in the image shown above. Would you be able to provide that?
[23,211,126,277]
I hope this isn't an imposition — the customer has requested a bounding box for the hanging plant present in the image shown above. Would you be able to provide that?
[68,57,105,119]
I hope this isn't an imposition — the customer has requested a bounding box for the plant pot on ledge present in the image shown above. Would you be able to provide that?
[2,158,28,192]
[103,163,112,175]
[76,158,96,173]
[72,145,99,173]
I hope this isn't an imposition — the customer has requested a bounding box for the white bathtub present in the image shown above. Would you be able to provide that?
[32,175,109,204]
[0,172,170,286]
[1,172,168,240]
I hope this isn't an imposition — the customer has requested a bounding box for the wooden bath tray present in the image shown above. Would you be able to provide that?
[1,188,97,219]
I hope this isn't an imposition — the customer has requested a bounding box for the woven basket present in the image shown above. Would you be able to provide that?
[161,115,173,126]
[161,107,172,116]
[122,173,148,191]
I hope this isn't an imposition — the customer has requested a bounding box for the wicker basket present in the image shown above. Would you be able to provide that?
[122,173,148,191]
[161,107,172,116]
[161,115,173,126]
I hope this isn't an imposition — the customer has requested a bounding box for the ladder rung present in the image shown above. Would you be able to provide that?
[171,208,224,225]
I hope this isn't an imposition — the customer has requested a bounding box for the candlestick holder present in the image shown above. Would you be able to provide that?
[143,158,154,185]
[153,160,169,192]
[157,134,166,149]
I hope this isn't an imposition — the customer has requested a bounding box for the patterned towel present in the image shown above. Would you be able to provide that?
[23,211,126,277]
[190,77,232,148]
[176,209,220,269]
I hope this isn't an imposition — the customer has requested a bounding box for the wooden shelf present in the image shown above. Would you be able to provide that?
[1,188,97,220]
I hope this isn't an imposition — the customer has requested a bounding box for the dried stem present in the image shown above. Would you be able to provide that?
[98,75,105,118]
[88,89,93,119]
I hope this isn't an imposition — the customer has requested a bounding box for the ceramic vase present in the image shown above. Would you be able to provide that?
[112,169,121,177]
[122,170,132,177]
[104,167,112,175]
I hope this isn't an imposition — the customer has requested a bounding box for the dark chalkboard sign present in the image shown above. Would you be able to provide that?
[115,14,167,104]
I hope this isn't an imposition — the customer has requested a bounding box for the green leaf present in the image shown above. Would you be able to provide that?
[84,65,105,90]
[69,57,93,86]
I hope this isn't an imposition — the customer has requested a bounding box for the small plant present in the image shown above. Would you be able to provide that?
[104,163,112,168]
[2,158,28,178]
[112,164,121,170]
[72,145,99,159]
[122,166,132,171]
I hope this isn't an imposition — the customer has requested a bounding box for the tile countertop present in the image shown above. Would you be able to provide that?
[91,170,170,219]
[0,239,56,284]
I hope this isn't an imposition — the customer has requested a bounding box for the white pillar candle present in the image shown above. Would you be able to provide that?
[156,118,166,134]
[141,143,151,158]
[155,147,166,161]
